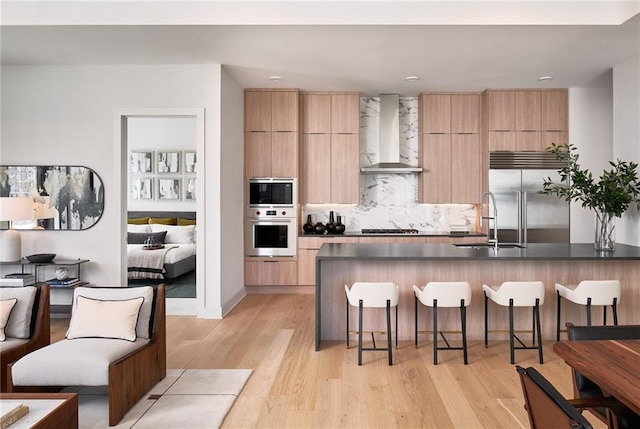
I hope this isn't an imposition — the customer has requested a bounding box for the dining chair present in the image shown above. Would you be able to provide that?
[345,282,399,366]
[517,365,622,429]
[565,322,640,429]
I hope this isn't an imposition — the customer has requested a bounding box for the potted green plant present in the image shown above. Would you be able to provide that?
[541,143,640,251]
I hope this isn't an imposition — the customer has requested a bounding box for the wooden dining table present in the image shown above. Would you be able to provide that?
[553,339,640,415]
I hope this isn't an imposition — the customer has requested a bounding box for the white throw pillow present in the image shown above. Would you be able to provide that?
[127,224,151,233]
[0,298,18,341]
[150,224,196,244]
[72,286,154,339]
[66,295,144,342]
[0,286,36,339]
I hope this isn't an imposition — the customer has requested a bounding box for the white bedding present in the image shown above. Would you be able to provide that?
[127,243,196,264]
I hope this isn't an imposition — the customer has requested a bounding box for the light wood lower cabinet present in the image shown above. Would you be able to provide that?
[245,259,298,286]
[298,236,359,286]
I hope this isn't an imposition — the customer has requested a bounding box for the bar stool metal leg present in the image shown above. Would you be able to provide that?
[484,292,489,347]
[386,299,393,366]
[613,297,618,325]
[535,298,543,364]
[358,299,363,366]
[414,293,418,347]
[346,296,350,348]
[461,299,468,365]
[556,290,562,341]
[433,299,438,365]
[586,297,592,325]
[509,298,515,365]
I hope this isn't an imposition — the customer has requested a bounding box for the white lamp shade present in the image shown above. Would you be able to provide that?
[0,197,34,221]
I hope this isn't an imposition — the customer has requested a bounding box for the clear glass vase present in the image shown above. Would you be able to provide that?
[595,210,615,251]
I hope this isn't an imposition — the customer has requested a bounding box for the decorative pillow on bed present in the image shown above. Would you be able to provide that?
[128,217,150,225]
[149,216,177,225]
[66,295,144,341]
[177,217,196,226]
[128,231,167,245]
[0,298,18,341]
[150,224,196,244]
[127,224,151,233]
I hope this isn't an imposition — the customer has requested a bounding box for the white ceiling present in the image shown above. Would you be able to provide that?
[2,1,639,95]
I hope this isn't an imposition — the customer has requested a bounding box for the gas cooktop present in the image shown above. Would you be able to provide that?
[361,228,419,234]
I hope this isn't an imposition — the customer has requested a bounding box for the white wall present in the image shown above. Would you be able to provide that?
[127,116,197,211]
[613,54,640,246]
[1,64,242,317]
[568,80,614,243]
[218,67,246,315]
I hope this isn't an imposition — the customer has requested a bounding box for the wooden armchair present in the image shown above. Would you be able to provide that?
[1,284,50,392]
[517,365,623,429]
[565,323,640,429]
[8,285,166,426]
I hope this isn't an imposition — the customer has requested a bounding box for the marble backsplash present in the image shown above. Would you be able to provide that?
[302,96,477,233]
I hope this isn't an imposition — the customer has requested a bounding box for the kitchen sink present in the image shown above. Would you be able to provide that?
[453,243,523,249]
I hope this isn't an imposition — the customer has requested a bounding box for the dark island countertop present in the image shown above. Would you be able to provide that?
[300,231,486,238]
[316,242,640,260]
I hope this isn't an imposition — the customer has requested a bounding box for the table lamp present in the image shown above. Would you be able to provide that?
[0,197,34,262]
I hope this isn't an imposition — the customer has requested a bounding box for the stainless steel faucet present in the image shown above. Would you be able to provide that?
[480,191,498,251]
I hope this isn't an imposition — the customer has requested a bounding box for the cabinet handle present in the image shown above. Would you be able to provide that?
[264,260,279,263]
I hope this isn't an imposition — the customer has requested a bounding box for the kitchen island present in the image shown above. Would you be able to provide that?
[315,243,640,350]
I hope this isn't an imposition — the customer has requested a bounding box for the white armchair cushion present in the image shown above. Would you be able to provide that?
[0,286,37,339]
[66,296,144,342]
[11,337,150,386]
[0,298,18,341]
[72,286,154,339]
[0,337,29,352]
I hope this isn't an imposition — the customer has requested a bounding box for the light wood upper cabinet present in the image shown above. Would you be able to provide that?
[486,91,516,131]
[244,89,299,178]
[330,134,360,203]
[245,91,271,131]
[484,89,568,152]
[272,91,299,132]
[515,91,542,131]
[331,93,360,134]
[451,94,481,134]
[451,133,481,203]
[301,134,331,203]
[542,90,568,131]
[300,91,360,204]
[301,93,331,133]
[421,133,452,203]
[245,132,272,177]
[272,132,298,177]
[421,94,451,134]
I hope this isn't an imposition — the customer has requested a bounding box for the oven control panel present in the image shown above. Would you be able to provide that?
[249,209,294,219]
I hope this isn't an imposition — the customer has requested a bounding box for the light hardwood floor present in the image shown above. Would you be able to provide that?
[51,294,606,428]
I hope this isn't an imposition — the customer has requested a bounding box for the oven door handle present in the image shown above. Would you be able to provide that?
[249,218,293,223]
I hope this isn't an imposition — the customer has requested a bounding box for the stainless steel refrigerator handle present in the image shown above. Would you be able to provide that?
[523,191,528,247]
[516,191,522,246]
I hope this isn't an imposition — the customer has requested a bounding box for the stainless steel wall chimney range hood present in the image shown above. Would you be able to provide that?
[360,94,423,174]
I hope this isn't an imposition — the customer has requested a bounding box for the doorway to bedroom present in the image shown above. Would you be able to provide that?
[123,114,199,307]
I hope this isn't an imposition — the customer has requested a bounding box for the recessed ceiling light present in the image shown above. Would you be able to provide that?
[405,76,420,82]
[538,76,553,81]
[269,76,283,81]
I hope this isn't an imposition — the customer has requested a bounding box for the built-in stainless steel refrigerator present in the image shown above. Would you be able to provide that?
[489,152,570,246]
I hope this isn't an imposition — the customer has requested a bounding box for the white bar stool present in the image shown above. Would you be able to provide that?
[413,281,471,365]
[345,282,399,366]
[555,280,621,340]
[483,281,545,364]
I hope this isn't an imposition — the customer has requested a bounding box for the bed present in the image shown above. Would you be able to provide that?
[127,211,196,280]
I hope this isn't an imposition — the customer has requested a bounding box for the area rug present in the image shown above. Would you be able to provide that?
[64,368,252,428]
